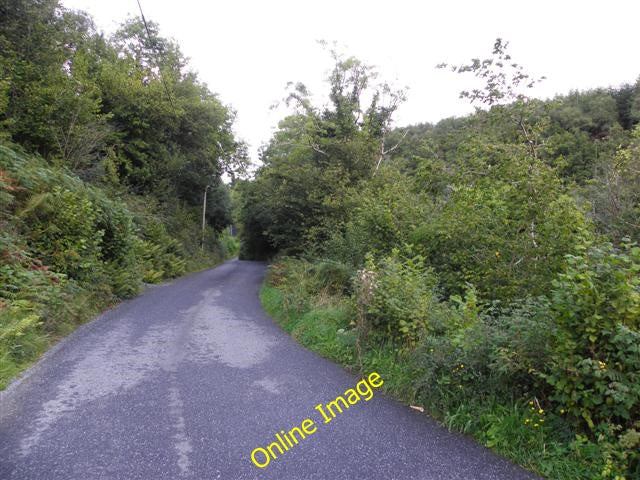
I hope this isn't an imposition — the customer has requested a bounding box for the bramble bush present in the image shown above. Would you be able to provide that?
[546,242,640,430]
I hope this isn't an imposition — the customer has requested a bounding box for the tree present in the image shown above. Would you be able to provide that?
[240,47,405,257]
[586,125,640,243]
[0,1,107,160]
[438,38,547,159]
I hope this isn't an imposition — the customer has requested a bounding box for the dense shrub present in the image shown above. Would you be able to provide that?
[264,254,639,478]
[411,156,592,302]
[324,168,426,267]
[411,295,554,407]
[218,231,240,259]
[546,242,640,431]
[357,249,438,344]
[266,258,315,314]
[310,259,353,295]
[93,196,141,297]
[585,125,640,244]
[136,217,187,282]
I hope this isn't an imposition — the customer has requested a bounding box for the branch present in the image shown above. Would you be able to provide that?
[374,129,409,175]
[382,129,409,156]
[272,140,328,156]
[310,143,328,156]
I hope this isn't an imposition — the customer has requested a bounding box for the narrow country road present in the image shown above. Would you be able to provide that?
[0,260,539,480]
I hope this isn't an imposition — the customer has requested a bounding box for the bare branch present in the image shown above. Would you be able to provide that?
[382,129,409,156]
[373,129,409,175]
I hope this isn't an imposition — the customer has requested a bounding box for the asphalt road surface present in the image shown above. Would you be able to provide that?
[0,260,540,480]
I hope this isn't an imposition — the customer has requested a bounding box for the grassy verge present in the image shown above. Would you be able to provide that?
[260,278,625,480]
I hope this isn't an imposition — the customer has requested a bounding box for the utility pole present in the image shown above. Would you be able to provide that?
[201,184,212,250]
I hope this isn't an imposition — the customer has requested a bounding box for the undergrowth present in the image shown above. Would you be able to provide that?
[261,255,639,480]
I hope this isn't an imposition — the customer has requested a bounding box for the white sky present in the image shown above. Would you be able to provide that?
[62,0,640,162]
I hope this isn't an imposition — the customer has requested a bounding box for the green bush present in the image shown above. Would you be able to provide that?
[92,195,142,297]
[324,168,425,267]
[0,300,47,385]
[136,217,187,281]
[0,231,64,303]
[218,230,240,258]
[310,259,353,295]
[411,156,592,302]
[546,242,640,430]
[357,249,438,344]
[269,258,315,314]
[485,298,555,396]
[413,295,553,403]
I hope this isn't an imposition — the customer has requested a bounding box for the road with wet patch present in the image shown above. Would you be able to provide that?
[0,260,540,479]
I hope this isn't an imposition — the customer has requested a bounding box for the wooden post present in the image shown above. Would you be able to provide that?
[201,185,209,250]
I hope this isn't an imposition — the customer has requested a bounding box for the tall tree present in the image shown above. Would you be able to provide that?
[240,47,405,257]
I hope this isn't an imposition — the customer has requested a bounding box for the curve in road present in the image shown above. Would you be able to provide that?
[0,260,539,479]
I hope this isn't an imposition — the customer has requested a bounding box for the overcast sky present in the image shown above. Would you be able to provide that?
[61,0,640,162]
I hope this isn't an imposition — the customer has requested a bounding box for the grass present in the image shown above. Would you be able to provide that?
[260,282,614,480]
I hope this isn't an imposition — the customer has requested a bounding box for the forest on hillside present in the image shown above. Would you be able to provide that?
[0,1,244,386]
[239,43,640,478]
